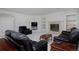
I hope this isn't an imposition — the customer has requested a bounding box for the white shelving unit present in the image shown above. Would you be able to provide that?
[41,18,46,30]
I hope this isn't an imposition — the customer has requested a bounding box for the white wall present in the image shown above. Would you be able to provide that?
[0,10,42,32]
[0,9,79,39]
[0,10,43,40]
[76,10,79,29]
[0,14,14,38]
[42,9,78,34]
[0,9,78,34]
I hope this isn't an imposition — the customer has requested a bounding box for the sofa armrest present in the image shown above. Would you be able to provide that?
[5,36,25,51]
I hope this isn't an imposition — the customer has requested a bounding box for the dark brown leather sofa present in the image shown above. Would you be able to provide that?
[5,30,47,51]
[51,28,79,51]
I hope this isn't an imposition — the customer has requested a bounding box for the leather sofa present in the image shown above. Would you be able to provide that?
[54,29,79,44]
[54,31,70,44]
[5,30,47,51]
[19,26,32,35]
[52,28,79,50]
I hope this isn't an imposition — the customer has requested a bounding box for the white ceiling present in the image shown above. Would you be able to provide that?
[1,8,78,15]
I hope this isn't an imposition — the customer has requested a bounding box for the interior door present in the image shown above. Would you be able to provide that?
[0,15,14,38]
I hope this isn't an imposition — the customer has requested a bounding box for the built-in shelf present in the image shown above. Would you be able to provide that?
[41,18,46,30]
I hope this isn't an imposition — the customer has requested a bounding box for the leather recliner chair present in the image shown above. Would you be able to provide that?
[19,26,32,35]
[5,30,47,51]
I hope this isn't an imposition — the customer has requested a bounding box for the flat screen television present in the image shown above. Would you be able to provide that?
[31,22,38,30]
[31,22,37,26]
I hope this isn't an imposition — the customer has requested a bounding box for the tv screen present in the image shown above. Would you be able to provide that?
[31,22,37,26]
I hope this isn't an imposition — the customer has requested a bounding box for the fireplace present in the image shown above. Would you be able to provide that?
[50,24,59,32]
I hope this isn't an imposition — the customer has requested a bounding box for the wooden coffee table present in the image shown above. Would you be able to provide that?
[40,34,52,41]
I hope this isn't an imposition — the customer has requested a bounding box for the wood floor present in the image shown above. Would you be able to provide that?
[0,38,16,51]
